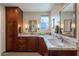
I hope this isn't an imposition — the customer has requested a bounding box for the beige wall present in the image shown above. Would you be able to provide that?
[0,5,5,55]
[23,12,50,33]
[76,4,79,49]
[0,5,1,56]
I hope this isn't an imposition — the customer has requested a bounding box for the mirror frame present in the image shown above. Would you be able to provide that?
[60,3,77,38]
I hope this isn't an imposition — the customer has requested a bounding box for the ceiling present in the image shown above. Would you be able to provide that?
[63,4,75,12]
[1,3,64,12]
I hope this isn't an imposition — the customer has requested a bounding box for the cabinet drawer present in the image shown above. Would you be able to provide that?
[16,37,38,51]
[17,39,27,45]
[17,44,27,50]
[16,41,28,51]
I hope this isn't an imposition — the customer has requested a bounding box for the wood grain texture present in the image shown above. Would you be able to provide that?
[16,37,39,52]
[38,37,48,56]
[48,50,77,56]
[6,7,23,51]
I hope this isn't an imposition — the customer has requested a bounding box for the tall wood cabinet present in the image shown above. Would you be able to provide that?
[6,7,23,51]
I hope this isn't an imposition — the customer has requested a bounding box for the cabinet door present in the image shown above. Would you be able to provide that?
[16,37,38,52]
[16,37,28,51]
[38,38,48,56]
[6,7,23,51]
[6,21,17,51]
[6,7,18,22]
[27,37,38,51]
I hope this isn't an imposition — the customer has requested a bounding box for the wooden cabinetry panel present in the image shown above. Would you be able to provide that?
[16,37,38,52]
[16,37,28,51]
[6,7,18,22]
[48,50,77,56]
[6,21,17,51]
[38,37,48,56]
[27,37,38,51]
[6,7,23,51]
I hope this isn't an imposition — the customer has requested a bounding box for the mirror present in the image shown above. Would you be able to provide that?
[60,3,76,38]
[64,19,71,32]
[28,20,37,32]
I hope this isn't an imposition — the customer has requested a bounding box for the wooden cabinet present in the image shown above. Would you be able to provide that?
[16,37,28,51]
[48,50,77,56]
[15,37,48,54]
[38,37,48,56]
[6,7,23,51]
[16,37,38,52]
[6,21,17,51]
[27,37,38,51]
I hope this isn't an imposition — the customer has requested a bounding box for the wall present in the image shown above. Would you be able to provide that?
[0,5,1,56]
[0,5,5,55]
[76,4,79,50]
[23,12,50,33]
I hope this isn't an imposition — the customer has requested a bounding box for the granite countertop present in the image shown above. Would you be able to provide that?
[18,34,77,50]
[43,35,77,50]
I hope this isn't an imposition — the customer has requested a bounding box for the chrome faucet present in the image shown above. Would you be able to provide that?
[56,36,64,42]
[60,37,64,42]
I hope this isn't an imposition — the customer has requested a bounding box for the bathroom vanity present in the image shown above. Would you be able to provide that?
[17,34,77,56]
[17,35,48,56]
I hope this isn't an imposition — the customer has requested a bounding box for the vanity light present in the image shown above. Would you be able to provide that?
[37,24,40,28]
[61,24,64,29]
[37,24,40,30]
[18,24,21,28]
[18,24,21,33]
[24,24,28,30]
[71,23,75,28]
[71,23,75,36]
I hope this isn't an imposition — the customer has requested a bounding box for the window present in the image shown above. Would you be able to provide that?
[40,16,49,30]
[51,18,55,28]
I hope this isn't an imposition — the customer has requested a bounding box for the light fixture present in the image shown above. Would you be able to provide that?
[71,23,75,28]
[37,24,40,30]
[18,24,21,33]
[71,23,75,36]
[24,24,28,30]
[18,24,21,28]
[61,24,64,29]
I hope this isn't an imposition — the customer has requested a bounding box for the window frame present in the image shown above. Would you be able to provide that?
[40,15,49,30]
